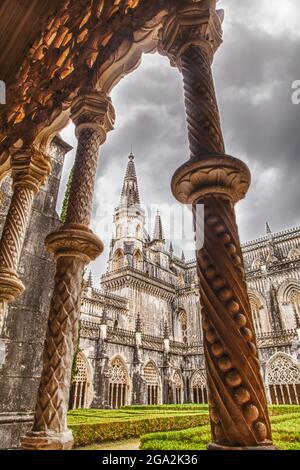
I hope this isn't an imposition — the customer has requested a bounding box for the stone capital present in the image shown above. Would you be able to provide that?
[45,223,104,264]
[171,154,251,205]
[11,146,52,194]
[158,1,224,67]
[0,267,25,302]
[71,91,115,142]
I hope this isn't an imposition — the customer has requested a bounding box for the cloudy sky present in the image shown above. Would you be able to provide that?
[58,0,300,282]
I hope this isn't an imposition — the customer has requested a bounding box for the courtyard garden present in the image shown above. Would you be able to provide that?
[67,405,300,450]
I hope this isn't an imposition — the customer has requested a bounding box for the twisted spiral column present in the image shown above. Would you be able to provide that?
[21,91,115,450]
[160,1,275,449]
[0,148,51,332]
[195,194,273,448]
[181,46,225,157]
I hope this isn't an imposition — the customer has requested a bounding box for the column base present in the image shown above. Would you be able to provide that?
[207,442,278,451]
[20,430,74,450]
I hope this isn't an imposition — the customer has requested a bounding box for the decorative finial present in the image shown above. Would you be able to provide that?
[136,313,142,333]
[164,320,170,339]
[266,222,272,235]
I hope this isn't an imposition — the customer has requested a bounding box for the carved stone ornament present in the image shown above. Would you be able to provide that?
[158,0,224,68]
[0,147,51,306]
[171,154,251,205]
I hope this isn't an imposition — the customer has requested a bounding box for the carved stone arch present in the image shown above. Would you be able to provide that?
[247,288,269,335]
[113,248,125,271]
[277,279,300,304]
[251,255,265,270]
[143,360,162,405]
[0,1,168,160]
[108,354,131,408]
[277,279,300,329]
[133,249,143,270]
[265,353,300,405]
[190,369,208,404]
[173,369,183,405]
[69,351,93,409]
[287,247,300,260]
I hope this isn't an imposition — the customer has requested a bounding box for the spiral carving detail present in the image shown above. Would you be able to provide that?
[0,185,34,269]
[196,196,272,447]
[32,256,85,433]
[181,46,225,157]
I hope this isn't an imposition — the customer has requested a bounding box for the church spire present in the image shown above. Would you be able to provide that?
[120,152,140,207]
[266,221,272,235]
[153,210,165,242]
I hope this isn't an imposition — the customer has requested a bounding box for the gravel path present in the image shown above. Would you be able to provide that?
[78,439,140,451]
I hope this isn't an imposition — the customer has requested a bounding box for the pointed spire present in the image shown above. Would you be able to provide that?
[101,308,108,325]
[87,270,93,288]
[169,241,174,254]
[153,210,165,242]
[164,320,170,339]
[181,250,185,262]
[266,222,272,235]
[135,313,142,333]
[120,152,140,207]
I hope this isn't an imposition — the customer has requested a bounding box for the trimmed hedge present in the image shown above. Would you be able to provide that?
[140,409,300,451]
[70,413,209,448]
[68,404,300,449]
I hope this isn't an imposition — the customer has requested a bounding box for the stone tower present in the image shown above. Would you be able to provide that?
[108,152,145,273]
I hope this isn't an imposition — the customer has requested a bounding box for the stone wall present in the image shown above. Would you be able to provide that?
[0,136,71,449]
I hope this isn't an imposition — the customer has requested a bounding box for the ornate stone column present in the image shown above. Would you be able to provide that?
[159,2,275,450]
[21,91,115,450]
[0,149,51,332]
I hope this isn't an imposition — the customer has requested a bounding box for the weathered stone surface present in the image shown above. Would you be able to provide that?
[0,137,71,448]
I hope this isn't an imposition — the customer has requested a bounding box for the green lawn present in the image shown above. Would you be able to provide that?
[140,406,300,451]
[68,405,300,450]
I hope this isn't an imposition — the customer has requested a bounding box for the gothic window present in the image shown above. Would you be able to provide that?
[136,224,141,239]
[290,290,300,328]
[116,224,121,238]
[279,281,300,329]
[287,247,300,260]
[191,370,208,404]
[266,354,300,405]
[113,249,124,271]
[173,371,183,404]
[133,250,143,271]
[69,353,91,410]
[144,362,160,405]
[249,296,263,335]
[108,357,130,409]
[178,310,188,344]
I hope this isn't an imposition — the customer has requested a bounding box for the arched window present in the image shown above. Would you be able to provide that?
[278,280,300,329]
[69,352,92,410]
[108,357,130,409]
[191,370,207,404]
[266,354,300,405]
[116,224,122,238]
[144,362,160,405]
[287,247,300,260]
[173,371,183,404]
[136,224,141,239]
[290,290,300,327]
[178,310,188,344]
[248,293,263,335]
[113,249,124,271]
[133,250,143,270]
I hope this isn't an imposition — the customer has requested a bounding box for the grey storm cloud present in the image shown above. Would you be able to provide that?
[58,0,300,280]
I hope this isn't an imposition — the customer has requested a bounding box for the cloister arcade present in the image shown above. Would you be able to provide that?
[0,0,277,451]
